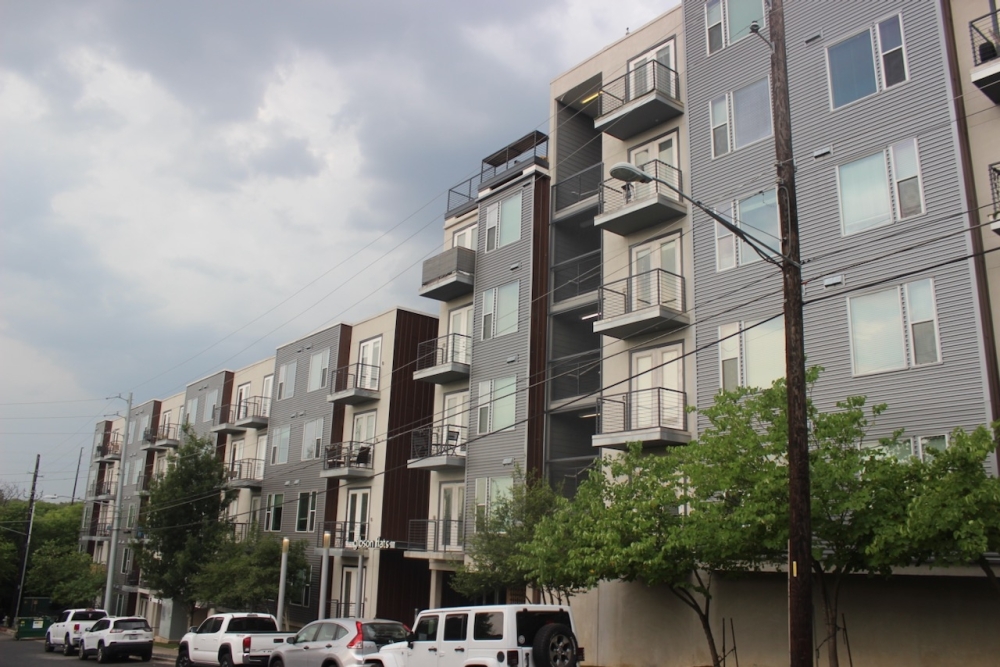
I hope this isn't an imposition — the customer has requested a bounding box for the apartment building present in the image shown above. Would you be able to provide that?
[80,418,124,571]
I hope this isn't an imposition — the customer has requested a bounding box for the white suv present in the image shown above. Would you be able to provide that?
[79,616,154,663]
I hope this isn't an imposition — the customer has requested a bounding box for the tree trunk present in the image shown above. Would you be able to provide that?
[978,555,1000,597]
[812,560,839,667]
[669,586,720,667]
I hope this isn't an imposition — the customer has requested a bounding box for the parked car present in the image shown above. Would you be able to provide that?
[79,616,154,663]
[44,609,108,656]
[267,618,408,667]
[176,612,296,667]
[365,604,583,667]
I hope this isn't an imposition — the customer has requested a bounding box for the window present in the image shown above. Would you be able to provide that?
[128,419,137,445]
[474,612,504,641]
[186,397,198,425]
[482,281,519,340]
[271,425,290,465]
[710,95,729,157]
[827,15,907,109]
[203,389,218,423]
[413,616,439,642]
[264,493,284,531]
[126,504,136,529]
[848,279,940,376]
[296,492,317,532]
[474,476,513,523]
[261,375,273,416]
[443,614,468,642]
[293,566,312,606]
[301,418,324,461]
[718,316,786,390]
[838,139,923,236]
[886,434,948,461]
[714,189,779,270]
[706,0,764,53]
[485,191,522,251]
[452,224,478,250]
[120,547,132,574]
[277,361,296,400]
[732,78,771,149]
[308,348,330,392]
[478,377,516,434]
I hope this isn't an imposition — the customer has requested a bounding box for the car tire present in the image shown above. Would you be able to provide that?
[64,635,76,656]
[96,643,109,664]
[78,640,89,660]
[176,648,192,667]
[220,653,235,667]
[44,634,54,652]
[271,658,285,667]
[532,623,578,667]
[141,652,152,662]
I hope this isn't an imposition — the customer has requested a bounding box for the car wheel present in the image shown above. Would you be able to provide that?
[78,640,89,661]
[271,658,285,667]
[44,634,54,652]
[176,648,192,667]
[96,643,108,664]
[220,653,235,667]
[64,635,76,656]
[141,651,152,662]
[532,623,578,667]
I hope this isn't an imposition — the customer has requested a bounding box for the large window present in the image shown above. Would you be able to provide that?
[848,279,940,376]
[185,398,197,425]
[884,433,947,462]
[714,188,779,270]
[307,348,330,392]
[301,418,324,461]
[709,78,771,157]
[482,281,519,340]
[264,493,284,532]
[477,377,516,434]
[838,138,923,235]
[827,15,908,109]
[271,425,290,465]
[452,223,478,250]
[705,0,765,54]
[485,191,522,252]
[203,390,218,423]
[719,316,786,391]
[296,491,317,532]
[277,361,296,400]
[474,476,513,524]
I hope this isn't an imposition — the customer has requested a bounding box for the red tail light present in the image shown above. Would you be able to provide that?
[243,636,251,654]
[507,650,520,665]
[346,621,364,648]
[73,624,80,632]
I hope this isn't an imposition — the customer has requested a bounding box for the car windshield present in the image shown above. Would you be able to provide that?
[228,617,278,632]
[73,612,107,622]
[114,619,151,631]
[363,622,408,646]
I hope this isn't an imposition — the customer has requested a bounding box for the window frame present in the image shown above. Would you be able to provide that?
[481,280,519,340]
[888,138,925,220]
[837,139,924,237]
[484,190,523,252]
[714,188,779,270]
[710,94,730,158]
[847,280,941,377]
[296,491,317,533]
[277,361,296,400]
[903,279,942,368]
[271,425,290,465]
[477,377,516,434]
[705,0,766,55]
[825,14,908,111]
[264,493,284,532]
[307,348,330,393]
[875,14,909,91]
[301,417,325,461]
[718,316,786,390]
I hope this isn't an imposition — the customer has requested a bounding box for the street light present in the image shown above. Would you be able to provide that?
[318,532,331,619]
[276,537,289,630]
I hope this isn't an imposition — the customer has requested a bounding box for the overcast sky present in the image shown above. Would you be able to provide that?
[0,0,675,498]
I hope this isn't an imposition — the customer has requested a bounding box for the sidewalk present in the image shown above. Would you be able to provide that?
[153,642,178,661]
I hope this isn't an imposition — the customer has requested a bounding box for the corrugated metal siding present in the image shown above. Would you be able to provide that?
[683,0,990,441]
[555,105,603,179]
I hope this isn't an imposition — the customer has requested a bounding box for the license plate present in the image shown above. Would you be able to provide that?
[127,634,138,640]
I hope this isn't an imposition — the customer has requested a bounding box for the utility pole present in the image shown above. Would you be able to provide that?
[765,1,813,665]
[14,455,41,623]
[104,392,133,612]
[71,447,83,505]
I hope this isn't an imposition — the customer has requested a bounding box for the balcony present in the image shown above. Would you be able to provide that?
[444,131,549,217]
[320,442,375,479]
[413,334,471,384]
[593,387,689,449]
[408,425,467,471]
[327,363,381,404]
[211,404,246,435]
[314,520,374,556]
[971,11,1000,103]
[553,163,602,221]
[234,396,270,430]
[229,522,253,542]
[95,436,122,462]
[91,478,117,500]
[93,523,112,540]
[551,250,601,315]
[136,474,158,495]
[419,247,476,301]
[549,350,600,411]
[990,163,1000,235]
[405,519,465,559]
[227,458,264,489]
[594,60,683,140]
[595,159,686,236]
[142,424,180,451]
[595,269,688,340]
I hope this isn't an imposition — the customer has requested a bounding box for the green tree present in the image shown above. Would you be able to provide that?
[134,427,235,624]
[452,468,567,602]
[25,542,106,608]
[193,529,308,612]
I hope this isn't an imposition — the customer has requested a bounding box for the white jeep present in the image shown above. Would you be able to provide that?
[365,604,582,667]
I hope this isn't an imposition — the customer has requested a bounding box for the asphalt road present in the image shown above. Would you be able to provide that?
[0,635,174,667]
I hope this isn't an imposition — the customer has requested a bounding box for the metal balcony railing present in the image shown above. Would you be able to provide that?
[991,162,1000,216]
[323,442,375,471]
[330,363,381,393]
[598,60,681,117]
[136,474,158,493]
[228,458,264,482]
[600,268,685,321]
[407,519,465,553]
[554,163,603,211]
[599,159,683,216]
[91,478,118,497]
[416,334,471,370]
[328,600,364,618]
[94,523,112,538]
[446,132,549,217]
[549,351,601,402]
[411,424,467,459]
[552,250,601,303]
[971,11,1000,67]
[238,395,271,420]
[315,520,370,548]
[95,440,122,459]
[598,387,687,434]
[229,522,253,542]
[145,423,179,443]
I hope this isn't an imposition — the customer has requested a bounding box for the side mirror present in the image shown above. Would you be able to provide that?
[188,627,198,633]
[286,636,296,645]
[407,632,416,649]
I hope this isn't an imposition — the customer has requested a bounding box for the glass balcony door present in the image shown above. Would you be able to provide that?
[631,235,680,312]
[630,344,683,430]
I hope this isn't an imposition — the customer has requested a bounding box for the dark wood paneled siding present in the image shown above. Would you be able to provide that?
[381,310,438,542]
[375,549,430,625]
[555,104,602,178]
[528,176,551,474]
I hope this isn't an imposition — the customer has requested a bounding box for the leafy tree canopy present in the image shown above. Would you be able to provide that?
[26,542,106,608]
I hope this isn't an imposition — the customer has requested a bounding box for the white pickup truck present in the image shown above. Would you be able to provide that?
[176,613,296,667]
[365,604,583,667]
[44,608,108,656]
